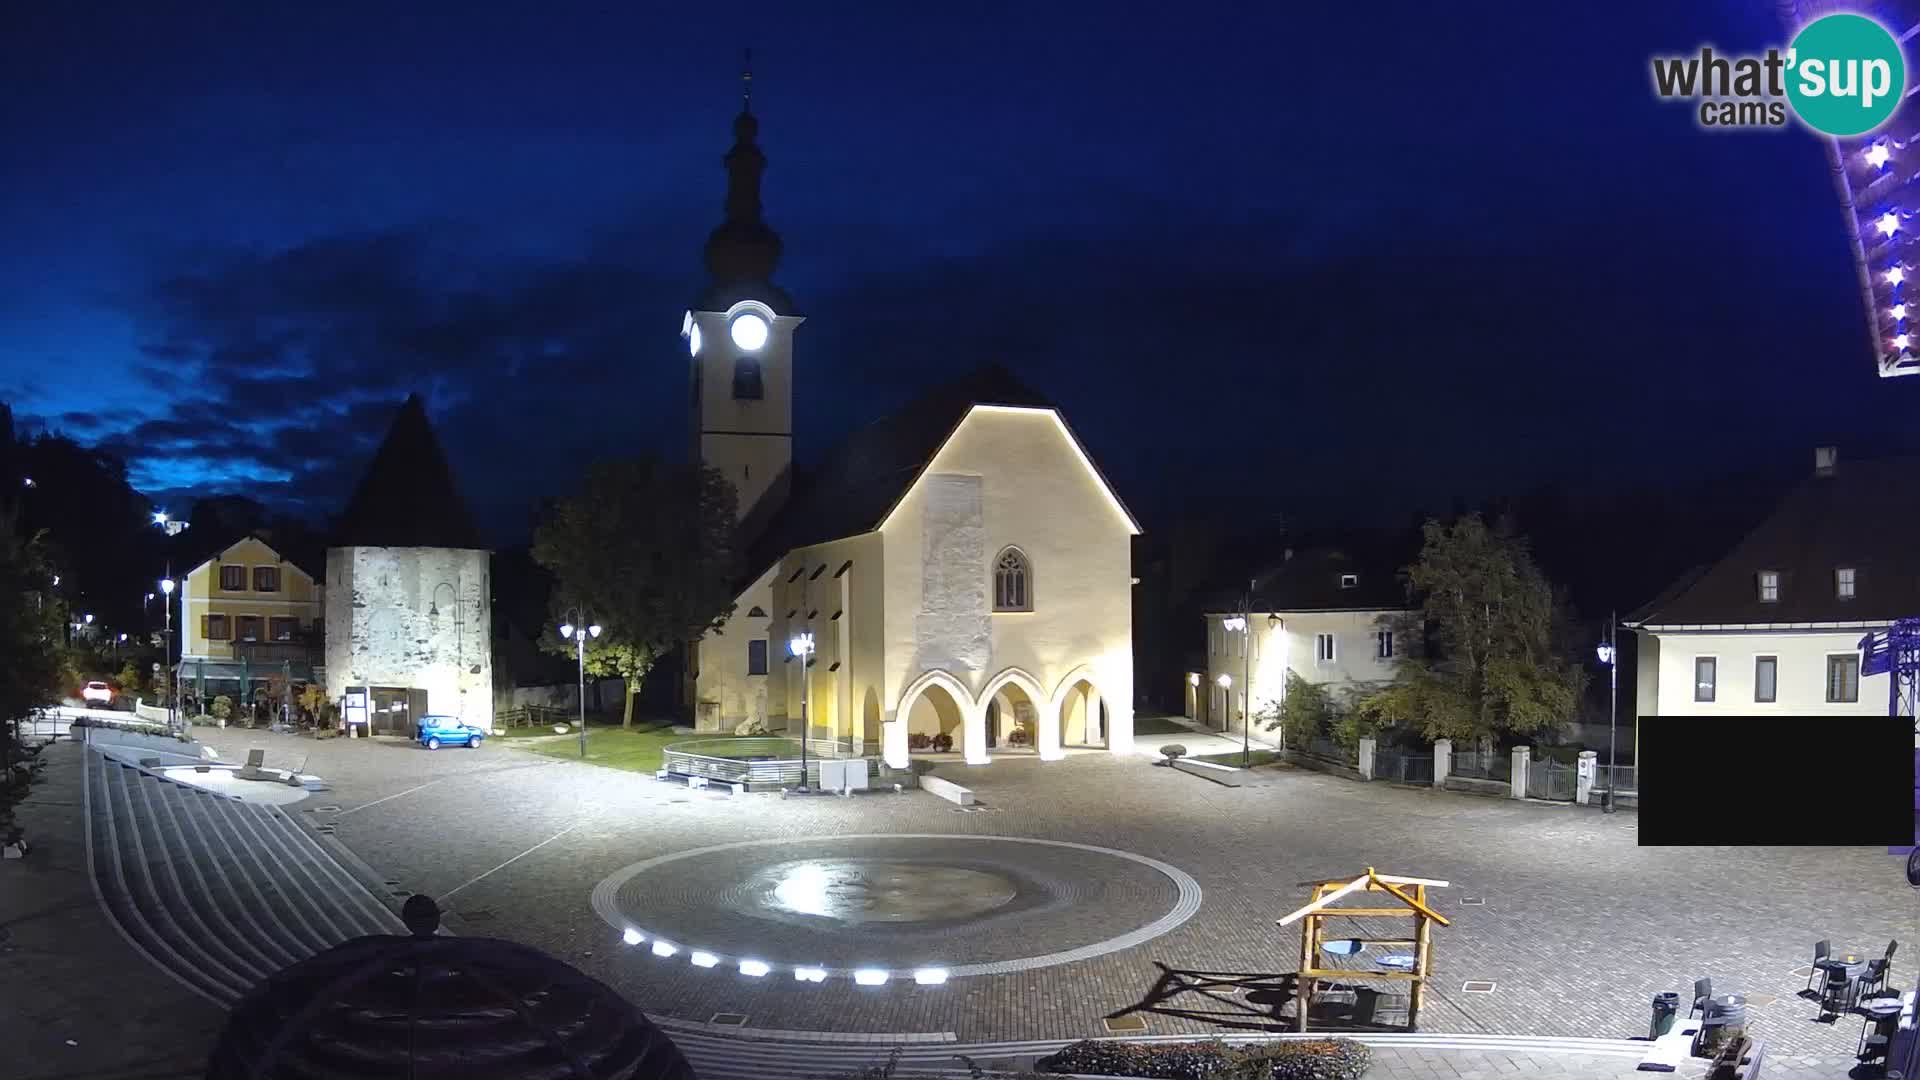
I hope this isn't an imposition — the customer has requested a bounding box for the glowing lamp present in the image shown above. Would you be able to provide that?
[152,511,168,525]
[84,613,93,625]
[1891,267,1906,285]
[1881,212,1900,236]
[913,968,950,985]
[1596,643,1615,666]
[1187,673,1200,686]
[1869,143,1892,168]
[789,632,815,657]
[853,969,890,986]
[1897,334,1911,350]
[794,966,828,983]
[690,951,719,968]
[1216,673,1232,688]
[689,322,703,357]
[160,578,174,595]
[730,312,770,350]
[650,941,677,958]
[1222,616,1246,632]
[1895,304,1909,320]
[738,959,771,977]
[559,622,573,639]
[622,928,643,946]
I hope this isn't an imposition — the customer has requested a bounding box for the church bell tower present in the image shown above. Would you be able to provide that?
[686,54,801,538]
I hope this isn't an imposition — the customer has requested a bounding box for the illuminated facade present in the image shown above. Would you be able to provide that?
[685,82,1140,765]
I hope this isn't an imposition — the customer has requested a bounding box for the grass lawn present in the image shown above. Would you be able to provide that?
[1190,748,1287,769]
[1132,714,1192,737]
[500,720,782,776]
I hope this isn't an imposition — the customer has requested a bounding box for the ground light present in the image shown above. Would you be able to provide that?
[738,960,770,977]
[793,967,827,982]
[853,969,889,986]
[690,951,719,968]
[651,941,677,958]
[622,928,643,946]
[913,968,950,985]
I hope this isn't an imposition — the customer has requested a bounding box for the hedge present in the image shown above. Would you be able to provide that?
[1037,1038,1371,1080]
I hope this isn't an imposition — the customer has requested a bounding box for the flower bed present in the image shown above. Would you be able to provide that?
[1037,1038,1371,1080]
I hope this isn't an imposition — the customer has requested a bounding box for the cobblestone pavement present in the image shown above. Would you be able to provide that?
[198,728,1912,1071]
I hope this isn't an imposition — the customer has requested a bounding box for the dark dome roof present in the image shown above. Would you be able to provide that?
[206,895,695,1080]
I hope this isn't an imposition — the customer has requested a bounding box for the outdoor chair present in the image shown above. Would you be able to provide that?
[1820,967,1854,1020]
[1859,940,1897,1000]
[1690,977,1713,1018]
[1805,940,1831,995]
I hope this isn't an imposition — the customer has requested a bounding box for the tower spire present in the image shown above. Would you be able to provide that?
[704,52,781,287]
[742,48,752,114]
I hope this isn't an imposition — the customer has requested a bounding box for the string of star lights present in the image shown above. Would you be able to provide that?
[1785,0,1920,376]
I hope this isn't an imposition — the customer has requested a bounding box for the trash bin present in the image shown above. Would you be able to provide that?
[1648,992,1680,1039]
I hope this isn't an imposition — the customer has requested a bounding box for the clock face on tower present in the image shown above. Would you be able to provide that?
[730,312,769,351]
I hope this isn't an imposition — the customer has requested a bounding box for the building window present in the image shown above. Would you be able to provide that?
[235,616,263,643]
[1827,654,1860,703]
[205,614,230,640]
[253,566,280,593]
[1340,574,1358,589]
[1315,633,1336,664]
[1376,630,1394,659]
[220,564,246,591]
[1694,657,1716,702]
[993,547,1031,611]
[732,356,763,400]
[747,639,768,675]
[1836,567,1856,599]
[1757,570,1780,603]
[269,617,298,642]
[1754,656,1777,703]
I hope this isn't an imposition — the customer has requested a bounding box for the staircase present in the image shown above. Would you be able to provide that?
[84,747,405,1006]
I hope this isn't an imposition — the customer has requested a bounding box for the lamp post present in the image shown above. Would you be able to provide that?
[160,578,176,731]
[558,610,601,759]
[1595,613,1618,815]
[1215,672,1232,749]
[1224,595,1253,767]
[790,632,815,792]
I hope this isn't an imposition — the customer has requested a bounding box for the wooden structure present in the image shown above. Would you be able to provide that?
[1277,867,1450,1031]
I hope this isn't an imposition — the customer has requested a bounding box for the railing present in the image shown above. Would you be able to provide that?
[497,704,569,730]
[1528,757,1576,801]
[1452,749,1511,781]
[1300,735,1359,767]
[661,737,887,789]
[1373,749,1434,785]
[231,641,322,667]
[1594,763,1637,793]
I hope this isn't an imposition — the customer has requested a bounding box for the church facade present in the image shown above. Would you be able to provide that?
[686,87,1138,767]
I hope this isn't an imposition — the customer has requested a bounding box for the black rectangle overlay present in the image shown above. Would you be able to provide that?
[1637,715,1913,846]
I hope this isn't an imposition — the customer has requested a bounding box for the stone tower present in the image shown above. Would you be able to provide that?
[685,59,803,541]
[324,395,493,732]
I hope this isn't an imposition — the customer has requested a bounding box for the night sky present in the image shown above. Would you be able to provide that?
[3,1,1914,543]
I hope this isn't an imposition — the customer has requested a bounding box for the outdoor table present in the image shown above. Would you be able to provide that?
[1815,952,1870,1012]
[1375,953,1417,971]
[1859,996,1903,1061]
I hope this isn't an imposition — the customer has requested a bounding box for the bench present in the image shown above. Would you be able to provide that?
[921,775,974,806]
[1637,1018,1703,1072]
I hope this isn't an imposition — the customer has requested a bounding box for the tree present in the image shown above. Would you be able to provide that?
[1357,516,1582,745]
[532,456,738,728]
[0,516,67,770]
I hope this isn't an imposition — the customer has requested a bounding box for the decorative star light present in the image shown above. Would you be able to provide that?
[1894,304,1909,320]
[1881,212,1901,236]
[1897,334,1911,350]
[1890,267,1906,285]
[1869,143,1892,168]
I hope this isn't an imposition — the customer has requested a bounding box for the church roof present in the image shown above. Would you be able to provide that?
[330,395,485,550]
[744,364,1132,579]
[1628,454,1920,627]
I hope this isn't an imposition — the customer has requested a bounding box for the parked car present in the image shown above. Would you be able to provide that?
[82,681,113,705]
[415,714,485,750]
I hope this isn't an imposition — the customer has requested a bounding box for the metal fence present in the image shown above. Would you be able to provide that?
[1451,749,1511,781]
[1527,757,1576,801]
[1300,735,1359,767]
[1594,763,1637,793]
[661,738,889,789]
[1372,749,1434,785]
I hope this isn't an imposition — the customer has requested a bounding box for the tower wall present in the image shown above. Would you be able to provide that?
[324,546,494,730]
[690,305,801,526]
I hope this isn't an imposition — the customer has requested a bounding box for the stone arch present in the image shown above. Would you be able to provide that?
[897,668,977,759]
[980,667,1054,757]
[1051,665,1111,749]
[860,686,881,752]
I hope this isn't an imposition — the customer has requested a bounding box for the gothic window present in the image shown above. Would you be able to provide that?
[993,547,1032,612]
[732,356,763,400]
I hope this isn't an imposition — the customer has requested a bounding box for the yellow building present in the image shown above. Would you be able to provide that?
[178,534,325,708]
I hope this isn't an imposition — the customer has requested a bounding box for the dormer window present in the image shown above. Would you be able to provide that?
[1339,574,1358,589]
[1757,570,1780,603]
[1836,567,1856,599]
[732,356,764,400]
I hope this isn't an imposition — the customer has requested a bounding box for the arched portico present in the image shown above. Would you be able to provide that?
[1051,665,1110,751]
[981,667,1058,759]
[895,668,984,765]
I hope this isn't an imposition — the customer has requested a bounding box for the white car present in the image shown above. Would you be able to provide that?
[82,681,113,705]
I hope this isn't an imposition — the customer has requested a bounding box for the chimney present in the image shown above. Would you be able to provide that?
[1814,446,1838,476]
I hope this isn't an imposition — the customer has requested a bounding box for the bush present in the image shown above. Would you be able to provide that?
[1160,743,1188,763]
[1036,1038,1370,1080]
[933,733,953,752]
[908,732,931,750]
[210,695,233,722]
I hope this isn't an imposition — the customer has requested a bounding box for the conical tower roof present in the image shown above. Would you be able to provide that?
[330,395,484,549]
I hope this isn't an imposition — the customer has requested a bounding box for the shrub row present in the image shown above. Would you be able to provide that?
[1037,1038,1370,1080]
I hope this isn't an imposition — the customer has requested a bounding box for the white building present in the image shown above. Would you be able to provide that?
[685,96,1140,767]
[324,396,494,734]
[1190,549,1411,735]
[1627,448,1908,742]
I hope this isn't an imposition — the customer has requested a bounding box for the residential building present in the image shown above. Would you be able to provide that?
[1190,549,1411,735]
[177,534,325,706]
[1627,448,1912,740]
[685,93,1140,766]
[324,396,494,734]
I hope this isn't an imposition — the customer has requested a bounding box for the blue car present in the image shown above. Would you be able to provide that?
[416,715,485,750]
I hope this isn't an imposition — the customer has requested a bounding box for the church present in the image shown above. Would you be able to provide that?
[686,83,1139,769]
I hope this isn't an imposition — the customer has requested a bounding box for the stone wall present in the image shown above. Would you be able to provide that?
[325,546,494,730]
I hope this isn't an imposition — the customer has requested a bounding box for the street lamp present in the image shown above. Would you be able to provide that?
[160,578,176,731]
[789,632,815,792]
[1595,613,1618,815]
[558,611,601,759]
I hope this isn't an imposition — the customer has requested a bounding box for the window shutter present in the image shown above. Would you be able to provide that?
[201,615,210,638]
